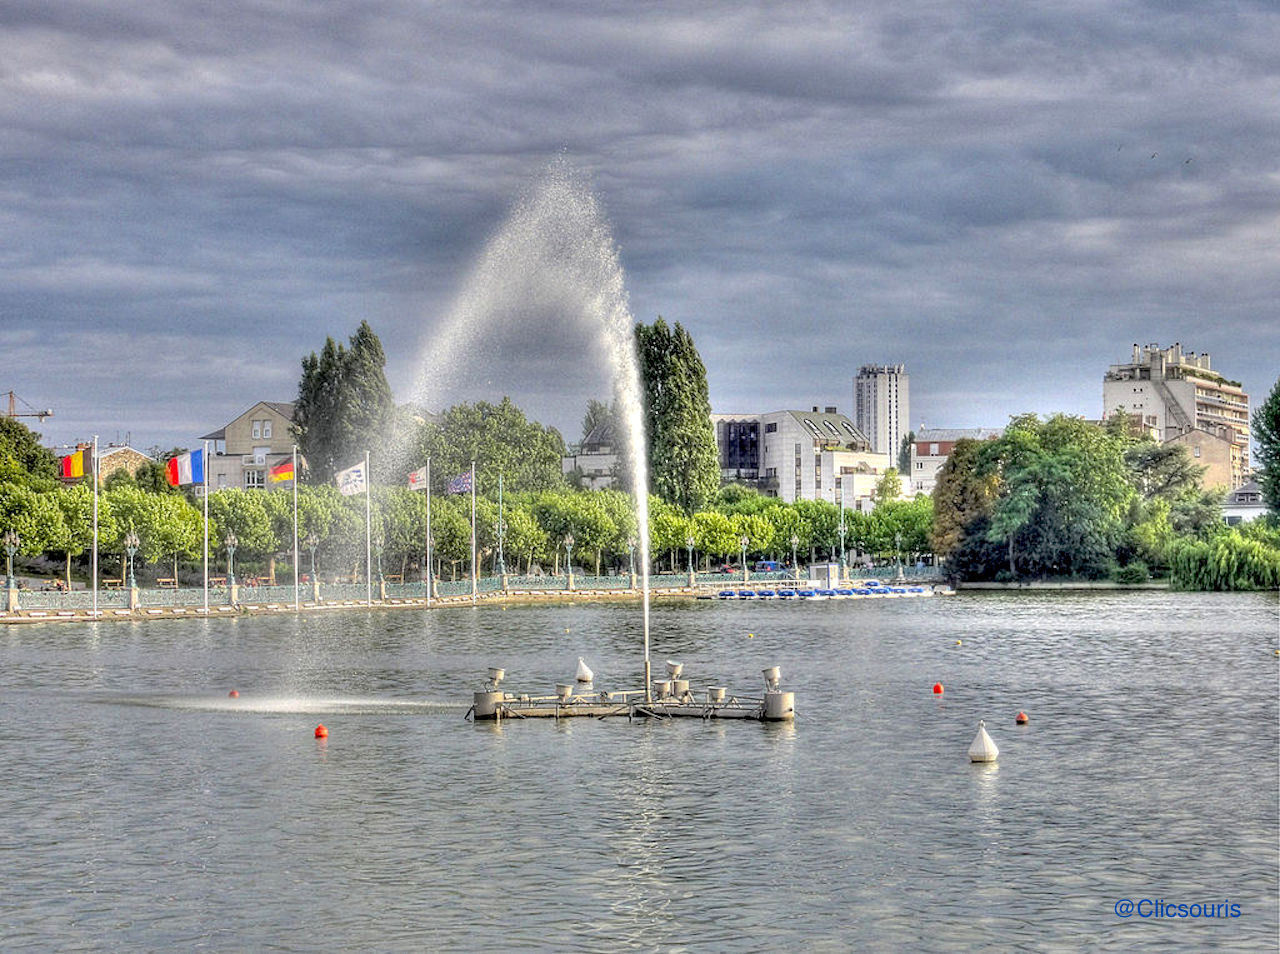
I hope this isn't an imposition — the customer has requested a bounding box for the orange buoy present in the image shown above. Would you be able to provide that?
[228,689,239,698]
[314,724,328,738]
[1016,711,1029,724]
[932,682,944,695]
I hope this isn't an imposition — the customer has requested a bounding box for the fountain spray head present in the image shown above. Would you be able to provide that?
[762,666,781,691]
[666,659,683,680]
[487,667,505,689]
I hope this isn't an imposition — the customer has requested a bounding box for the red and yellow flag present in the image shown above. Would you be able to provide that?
[268,459,295,483]
[60,449,91,479]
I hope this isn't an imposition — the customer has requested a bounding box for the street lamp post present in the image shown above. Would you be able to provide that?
[895,531,905,582]
[685,535,696,588]
[627,535,636,590]
[4,530,19,602]
[790,534,800,582]
[740,536,749,583]
[124,531,139,590]
[224,532,238,588]
[838,507,848,583]
[305,533,319,581]
[564,532,575,590]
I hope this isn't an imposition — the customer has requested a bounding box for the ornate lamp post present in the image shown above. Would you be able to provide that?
[305,533,319,581]
[685,536,695,575]
[627,535,636,591]
[124,531,140,590]
[564,532,575,589]
[895,531,905,582]
[4,529,19,592]
[740,535,749,583]
[495,477,506,577]
[790,533,800,582]
[373,531,385,584]
[224,532,238,588]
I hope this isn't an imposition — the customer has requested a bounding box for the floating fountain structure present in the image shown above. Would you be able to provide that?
[420,160,794,723]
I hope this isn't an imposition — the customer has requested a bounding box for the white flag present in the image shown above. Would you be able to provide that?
[336,461,366,496]
[407,465,428,491]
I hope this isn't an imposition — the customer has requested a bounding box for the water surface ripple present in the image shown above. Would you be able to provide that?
[1,591,1276,951]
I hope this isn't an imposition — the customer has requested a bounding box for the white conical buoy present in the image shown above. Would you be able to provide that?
[575,657,594,683]
[968,720,999,762]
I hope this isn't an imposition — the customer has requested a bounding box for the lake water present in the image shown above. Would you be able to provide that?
[2,590,1276,952]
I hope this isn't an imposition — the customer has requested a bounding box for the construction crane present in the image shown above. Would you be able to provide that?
[3,391,53,421]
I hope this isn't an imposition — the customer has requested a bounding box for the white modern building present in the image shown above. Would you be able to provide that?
[1102,342,1251,488]
[909,427,1004,495]
[854,364,910,458]
[714,407,893,508]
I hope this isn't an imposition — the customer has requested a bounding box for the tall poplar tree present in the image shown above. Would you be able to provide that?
[1255,375,1280,514]
[294,321,395,480]
[635,317,720,513]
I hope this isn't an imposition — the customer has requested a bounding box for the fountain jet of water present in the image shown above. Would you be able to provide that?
[410,160,652,695]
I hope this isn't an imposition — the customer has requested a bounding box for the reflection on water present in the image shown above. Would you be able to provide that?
[0,591,1276,951]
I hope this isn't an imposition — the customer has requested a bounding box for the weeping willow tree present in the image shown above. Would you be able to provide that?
[1168,525,1280,591]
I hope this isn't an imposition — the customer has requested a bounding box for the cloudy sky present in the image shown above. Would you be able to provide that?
[3,0,1277,456]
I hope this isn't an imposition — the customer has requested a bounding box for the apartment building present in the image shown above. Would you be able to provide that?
[1102,342,1251,487]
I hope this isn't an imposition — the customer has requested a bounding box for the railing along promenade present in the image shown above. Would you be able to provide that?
[2,566,936,620]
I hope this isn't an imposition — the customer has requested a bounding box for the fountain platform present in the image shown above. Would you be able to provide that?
[468,666,795,722]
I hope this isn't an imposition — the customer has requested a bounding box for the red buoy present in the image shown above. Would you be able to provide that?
[228,689,239,698]
[314,724,328,738]
[1016,711,1029,724]
[932,682,944,695]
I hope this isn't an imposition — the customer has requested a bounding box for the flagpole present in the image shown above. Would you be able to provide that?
[91,435,98,618]
[425,457,432,608]
[470,459,477,604]
[365,449,372,607]
[292,444,299,612]
[202,440,209,614]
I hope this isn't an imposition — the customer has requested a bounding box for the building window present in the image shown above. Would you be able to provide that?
[263,420,272,439]
[930,443,939,455]
[252,420,261,439]
[766,422,777,433]
[1193,446,1201,457]
[245,470,264,488]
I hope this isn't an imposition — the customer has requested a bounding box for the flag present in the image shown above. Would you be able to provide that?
[60,448,92,479]
[407,466,428,491]
[269,460,295,484]
[336,461,366,496]
[446,470,472,495]
[165,449,204,486]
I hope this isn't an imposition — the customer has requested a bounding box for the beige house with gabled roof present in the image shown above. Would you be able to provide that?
[199,401,296,492]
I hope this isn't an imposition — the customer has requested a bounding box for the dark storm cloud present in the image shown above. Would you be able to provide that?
[1,0,1276,452]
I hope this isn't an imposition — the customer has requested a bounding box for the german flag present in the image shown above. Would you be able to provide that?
[60,449,92,479]
[268,459,295,484]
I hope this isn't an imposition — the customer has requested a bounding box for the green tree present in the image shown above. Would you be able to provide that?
[897,431,915,475]
[635,317,720,513]
[0,418,57,486]
[979,414,1134,579]
[414,398,566,494]
[872,469,903,506]
[51,483,119,588]
[1255,375,1280,514]
[0,482,65,559]
[294,321,395,480]
[930,438,999,565]
[208,489,277,577]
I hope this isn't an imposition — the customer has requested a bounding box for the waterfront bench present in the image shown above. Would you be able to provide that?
[156,577,178,588]
[102,577,125,590]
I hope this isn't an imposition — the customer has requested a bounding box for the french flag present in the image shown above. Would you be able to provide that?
[165,449,205,487]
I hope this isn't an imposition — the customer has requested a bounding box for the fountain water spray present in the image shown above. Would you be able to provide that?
[412,160,653,694]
